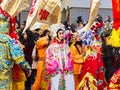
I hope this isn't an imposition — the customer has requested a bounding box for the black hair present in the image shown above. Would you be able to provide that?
[101,31,111,46]
[56,29,64,38]
[95,14,103,23]
[101,31,116,82]
[21,29,35,47]
[105,15,111,22]
[76,16,83,24]
[70,23,76,33]
[114,47,120,69]
[40,29,50,37]
[63,21,69,28]
[35,28,40,31]
[40,30,51,42]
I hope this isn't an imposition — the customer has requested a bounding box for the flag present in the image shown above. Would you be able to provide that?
[23,0,41,33]
[112,0,120,30]
[82,0,100,30]
[37,0,62,24]
[109,0,120,47]
[23,0,61,33]
[1,0,30,17]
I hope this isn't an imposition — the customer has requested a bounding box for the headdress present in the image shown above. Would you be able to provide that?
[0,7,10,34]
[0,6,17,39]
[50,23,65,37]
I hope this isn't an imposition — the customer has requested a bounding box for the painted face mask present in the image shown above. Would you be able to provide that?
[0,16,9,34]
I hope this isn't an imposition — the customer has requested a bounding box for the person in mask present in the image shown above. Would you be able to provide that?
[70,33,84,90]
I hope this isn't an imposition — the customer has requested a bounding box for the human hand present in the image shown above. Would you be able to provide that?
[24,69,32,77]
[27,69,32,77]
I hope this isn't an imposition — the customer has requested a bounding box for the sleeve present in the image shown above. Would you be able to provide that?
[8,39,30,69]
[45,45,58,74]
[36,36,48,49]
[70,45,84,64]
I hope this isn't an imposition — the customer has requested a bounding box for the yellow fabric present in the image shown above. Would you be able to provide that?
[36,36,48,59]
[10,82,12,90]
[109,83,120,90]
[12,81,25,90]
[70,43,83,74]
[37,0,62,24]
[23,0,61,33]
[83,0,100,30]
[109,28,120,47]
[84,47,92,61]
[32,36,48,90]
[74,74,80,90]
[40,78,49,90]
[108,69,120,89]
[2,0,30,17]
[32,61,44,90]
[79,72,97,90]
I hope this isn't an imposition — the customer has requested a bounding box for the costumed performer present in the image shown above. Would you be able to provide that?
[0,6,31,90]
[41,24,75,90]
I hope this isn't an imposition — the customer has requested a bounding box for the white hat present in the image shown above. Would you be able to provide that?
[50,23,65,37]
[30,22,42,31]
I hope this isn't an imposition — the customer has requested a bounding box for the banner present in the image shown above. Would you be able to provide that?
[1,0,30,17]
[112,0,120,30]
[37,0,61,24]
[108,0,120,47]
[82,0,100,30]
[23,0,41,33]
[23,0,61,33]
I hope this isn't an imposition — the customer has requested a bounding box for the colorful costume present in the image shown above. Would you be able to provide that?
[109,0,120,47]
[32,36,49,90]
[41,39,75,90]
[0,6,30,90]
[70,42,84,90]
[79,45,106,90]
[0,34,30,90]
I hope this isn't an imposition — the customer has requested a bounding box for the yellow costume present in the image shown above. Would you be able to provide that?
[32,36,49,90]
[109,28,120,47]
[70,42,84,90]
[12,67,26,90]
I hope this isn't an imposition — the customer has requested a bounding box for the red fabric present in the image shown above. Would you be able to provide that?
[112,0,120,30]
[90,22,104,40]
[79,53,106,90]
[13,64,22,81]
[108,69,120,89]
[0,0,3,3]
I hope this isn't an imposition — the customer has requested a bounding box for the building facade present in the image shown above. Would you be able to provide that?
[16,0,32,24]
[61,0,112,24]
